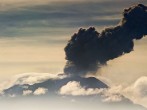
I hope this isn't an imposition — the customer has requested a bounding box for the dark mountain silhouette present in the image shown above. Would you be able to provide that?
[3,76,108,95]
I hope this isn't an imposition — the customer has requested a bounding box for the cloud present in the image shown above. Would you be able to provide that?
[133,76,147,97]
[0,0,70,10]
[102,86,123,102]
[23,87,49,96]
[1,73,109,98]
[60,76,147,105]
[1,72,147,108]
[59,81,123,103]
[123,76,147,108]
[0,0,126,6]
[59,81,104,96]
[0,72,66,94]
[33,87,48,95]
[0,0,146,38]
[8,94,16,98]
[14,72,65,85]
[91,76,147,108]
[0,1,120,37]
[0,0,119,11]
[64,4,147,75]
[23,90,33,96]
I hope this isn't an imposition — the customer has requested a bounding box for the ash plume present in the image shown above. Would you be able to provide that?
[64,4,147,75]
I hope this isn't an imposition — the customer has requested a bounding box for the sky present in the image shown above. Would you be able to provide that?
[0,0,147,109]
[0,0,146,83]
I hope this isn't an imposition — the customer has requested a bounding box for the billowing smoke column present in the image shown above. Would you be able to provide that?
[64,4,147,75]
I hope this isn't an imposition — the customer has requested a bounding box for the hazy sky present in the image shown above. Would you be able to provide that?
[0,0,146,85]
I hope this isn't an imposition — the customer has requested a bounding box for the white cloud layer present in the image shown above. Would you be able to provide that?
[23,90,33,96]
[23,88,48,96]
[123,76,147,108]
[102,86,123,102]
[15,72,65,85]
[0,72,147,108]
[33,87,48,95]
[59,81,123,102]
[0,72,65,94]
[97,76,147,107]
[92,76,147,108]
[59,81,104,96]
[59,77,147,107]
[133,76,147,97]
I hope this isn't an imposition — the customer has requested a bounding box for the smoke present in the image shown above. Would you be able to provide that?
[64,4,147,75]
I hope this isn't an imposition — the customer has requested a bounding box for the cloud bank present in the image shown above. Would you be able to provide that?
[0,72,147,109]
[0,0,121,11]
[23,90,33,96]
[123,76,147,108]
[59,76,147,108]
[0,72,66,94]
[59,81,104,96]
[59,81,123,102]
[33,87,48,95]
[22,87,48,96]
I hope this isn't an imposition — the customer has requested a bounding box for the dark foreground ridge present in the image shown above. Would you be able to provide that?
[64,4,147,75]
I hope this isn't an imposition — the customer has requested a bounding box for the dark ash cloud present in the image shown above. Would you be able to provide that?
[64,4,147,75]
